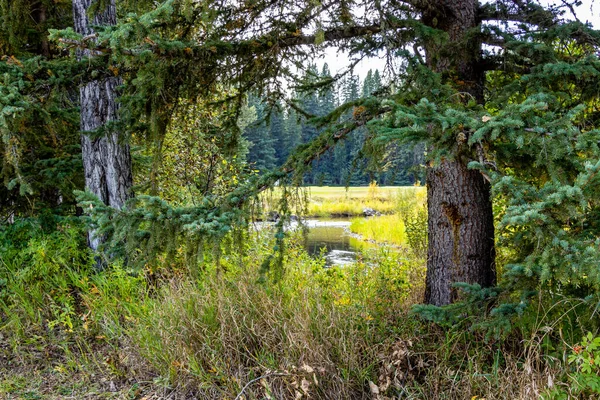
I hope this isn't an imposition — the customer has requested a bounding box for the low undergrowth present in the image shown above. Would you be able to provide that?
[1,219,598,399]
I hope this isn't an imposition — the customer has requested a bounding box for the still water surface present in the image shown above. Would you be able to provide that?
[303,219,362,266]
[253,218,371,266]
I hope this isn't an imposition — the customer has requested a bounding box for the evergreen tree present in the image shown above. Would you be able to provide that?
[0,0,64,57]
[362,69,420,186]
[417,1,496,306]
[297,64,321,184]
[372,70,382,93]
[312,63,337,184]
[243,95,276,172]
[270,101,287,166]
[283,107,302,165]
[299,64,321,144]
[362,69,374,97]
[340,73,367,185]
[319,64,337,113]
[342,73,360,104]
[0,0,81,222]
[332,142,349,185]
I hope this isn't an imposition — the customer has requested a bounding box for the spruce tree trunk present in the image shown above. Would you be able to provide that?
[36,2,50,58]
[424,160,496,305]
[73,0,133,251]
[422,0,496,305]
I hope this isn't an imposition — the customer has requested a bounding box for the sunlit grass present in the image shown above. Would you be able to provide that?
[347,186,427,246]
[306,185,402,200]
[349,214,408,245]
[264,185,425,217]
[306,197,397,217]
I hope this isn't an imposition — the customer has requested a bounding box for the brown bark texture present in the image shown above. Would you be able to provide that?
[421,0,496,305]
[425,160,496,305]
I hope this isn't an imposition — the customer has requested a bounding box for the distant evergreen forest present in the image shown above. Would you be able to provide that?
[243,65,425,186]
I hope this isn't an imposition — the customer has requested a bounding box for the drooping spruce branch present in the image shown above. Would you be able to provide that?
[76,93,392,268]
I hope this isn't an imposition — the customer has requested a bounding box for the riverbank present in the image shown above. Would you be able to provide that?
[305,185,402,217]
[347,186,427,252]
[262,185,425,218]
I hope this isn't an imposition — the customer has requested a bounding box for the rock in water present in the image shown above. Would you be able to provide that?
[267,211,281,222]
[363,208,381,217]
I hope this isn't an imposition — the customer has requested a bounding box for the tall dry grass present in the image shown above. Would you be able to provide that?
[79,234,568,399]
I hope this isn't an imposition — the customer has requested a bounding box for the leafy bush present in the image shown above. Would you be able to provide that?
[403,205,427,256]
[546,333,600,399]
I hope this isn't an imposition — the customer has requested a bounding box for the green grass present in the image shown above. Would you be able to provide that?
[305,185,406,199]
[1,227,424,398]
[350,214,408,245]
[0,214,590,399]
[262,184,425,217]
[347,186,427,247]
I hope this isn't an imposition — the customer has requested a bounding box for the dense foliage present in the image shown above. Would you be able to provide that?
[2,0,600,397]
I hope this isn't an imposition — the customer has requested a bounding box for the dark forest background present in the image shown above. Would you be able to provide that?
[243,65,424,185]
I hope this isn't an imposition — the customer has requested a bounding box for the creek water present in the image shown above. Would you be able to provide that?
[252,218,369,266]
[303,219,363,266]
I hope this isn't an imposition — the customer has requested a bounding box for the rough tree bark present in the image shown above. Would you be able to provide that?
[425,160,496,305]
[421,0,496,305]
[72,0,133,251]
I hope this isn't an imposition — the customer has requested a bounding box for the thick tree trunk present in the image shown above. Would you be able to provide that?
[424,160,496,305]
[73,0,133,251]
[421,0,496,305]
[35,2,50,58]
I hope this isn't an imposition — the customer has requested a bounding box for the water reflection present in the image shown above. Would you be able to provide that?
[303,219,360,266]
[252,218,367,267]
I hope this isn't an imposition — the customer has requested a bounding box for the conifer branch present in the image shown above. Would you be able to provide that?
[54,21,413,60]
[282,105,392,173]
[479,0,557,26]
